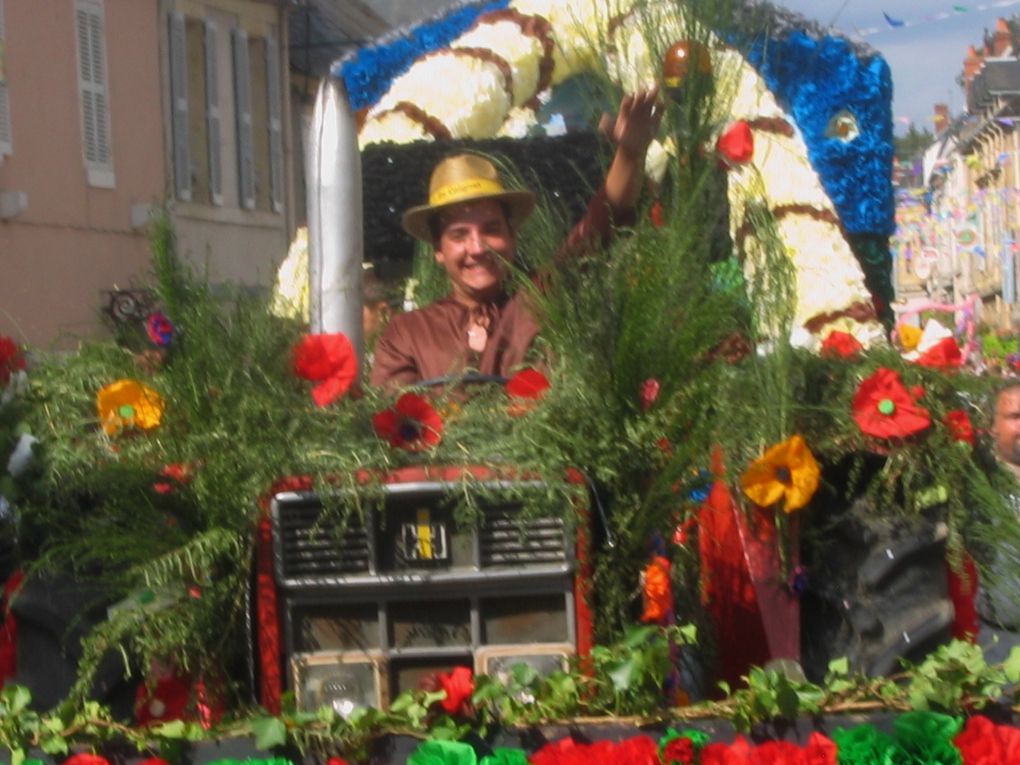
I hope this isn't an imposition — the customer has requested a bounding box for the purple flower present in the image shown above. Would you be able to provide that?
[146,312,175,347]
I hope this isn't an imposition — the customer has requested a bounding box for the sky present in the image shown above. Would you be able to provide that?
[363,0,1020,135]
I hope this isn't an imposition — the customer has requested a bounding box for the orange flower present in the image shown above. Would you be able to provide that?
[739,434,820,513]
[96,379,165,436]
[640,554,673,624]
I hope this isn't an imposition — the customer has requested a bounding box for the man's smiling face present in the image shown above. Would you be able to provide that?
[434,199,515,305]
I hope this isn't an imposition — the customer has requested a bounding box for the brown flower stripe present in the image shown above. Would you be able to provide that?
[372,102,453,140]
[473,9,556,108]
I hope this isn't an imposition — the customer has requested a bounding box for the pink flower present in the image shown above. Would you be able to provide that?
[640,378,661,411]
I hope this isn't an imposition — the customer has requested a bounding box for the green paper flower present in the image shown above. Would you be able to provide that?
[408,740,478,765]
[832,724,905,765]
[479,748,529,765]
[893,710,962,765]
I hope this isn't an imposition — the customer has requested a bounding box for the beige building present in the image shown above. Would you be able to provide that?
[0,0,294,348]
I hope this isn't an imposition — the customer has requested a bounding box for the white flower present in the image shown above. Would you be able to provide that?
[272,226,310,321]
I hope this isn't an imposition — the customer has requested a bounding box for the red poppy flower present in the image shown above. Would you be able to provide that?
[326,758,351,765]
[145,312,175,347]
[506,368,550,416]
[372,392,443,450]
[851,367,931,439]
[820,330,863,359]
[915,336,963,369]
[717,120,754,167]
[640,378,661,411]
[137,759,172,765]
[0,336,26,386]
[292,333,358,407]
[436,666,473,714]
[640,554,672,624]
[506,368,550,399]
[944,409,975,446]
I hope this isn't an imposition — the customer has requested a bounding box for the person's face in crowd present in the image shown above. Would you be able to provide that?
[994,386,1020,466]
[434,199,515,305]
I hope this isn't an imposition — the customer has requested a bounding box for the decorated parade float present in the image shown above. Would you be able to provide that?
[5,0,1020,763]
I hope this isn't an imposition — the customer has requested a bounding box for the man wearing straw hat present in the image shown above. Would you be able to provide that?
[369,87,662,389]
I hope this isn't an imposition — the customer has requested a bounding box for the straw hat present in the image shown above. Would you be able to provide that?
[401,153,536,243]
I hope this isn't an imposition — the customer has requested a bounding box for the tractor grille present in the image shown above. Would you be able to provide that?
[480,514,568,566]
[275,501,370,580]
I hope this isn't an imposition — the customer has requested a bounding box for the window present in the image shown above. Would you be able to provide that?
[232,27,255,210]
[265,28,283,213]
[0,0,11,157]
[76,0,113,187]
[168,11,190,200]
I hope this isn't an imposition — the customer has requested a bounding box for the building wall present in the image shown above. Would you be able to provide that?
[162,0,291,290]
[0,0,165,346]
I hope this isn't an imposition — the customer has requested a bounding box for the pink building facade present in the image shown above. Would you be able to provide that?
[0,0,292,348]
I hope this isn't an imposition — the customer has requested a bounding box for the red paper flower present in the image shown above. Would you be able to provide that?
[436,666,473,714]
[915,336,964,369]
[955,714,1020,764]
[0,336,26,386]
[145,312,175,347]
[701,735,754,764]
[820,330,863,359]
[640,378,661,411]
[944,409,976,446]
[717,120,754,167]
[662,736,696,764]
[153,462,193,495]
[326,758,351,765]
[650,199,666,228]
[531,738,583,765]
[613,736,660,765]
[64,756,111,765]
[372,393,444,450]
[292,333,358,407]
[640,554,673,624]
[851,367,931,439]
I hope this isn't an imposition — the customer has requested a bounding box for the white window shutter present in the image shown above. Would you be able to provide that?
[204,20,222,205]
[265,30,283,214]
[0,0,11,157]
[232,27,254,210]
[168,11,190,201]
[76,0,113,186]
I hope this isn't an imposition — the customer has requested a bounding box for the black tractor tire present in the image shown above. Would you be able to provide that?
[800,495,955,681]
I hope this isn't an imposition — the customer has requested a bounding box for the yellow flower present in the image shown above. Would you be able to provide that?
[897,323,923,351]
[97,379,165,436]
[739,434,820,513]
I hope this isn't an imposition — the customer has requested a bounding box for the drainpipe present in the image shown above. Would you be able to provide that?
[305,75,364,367]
